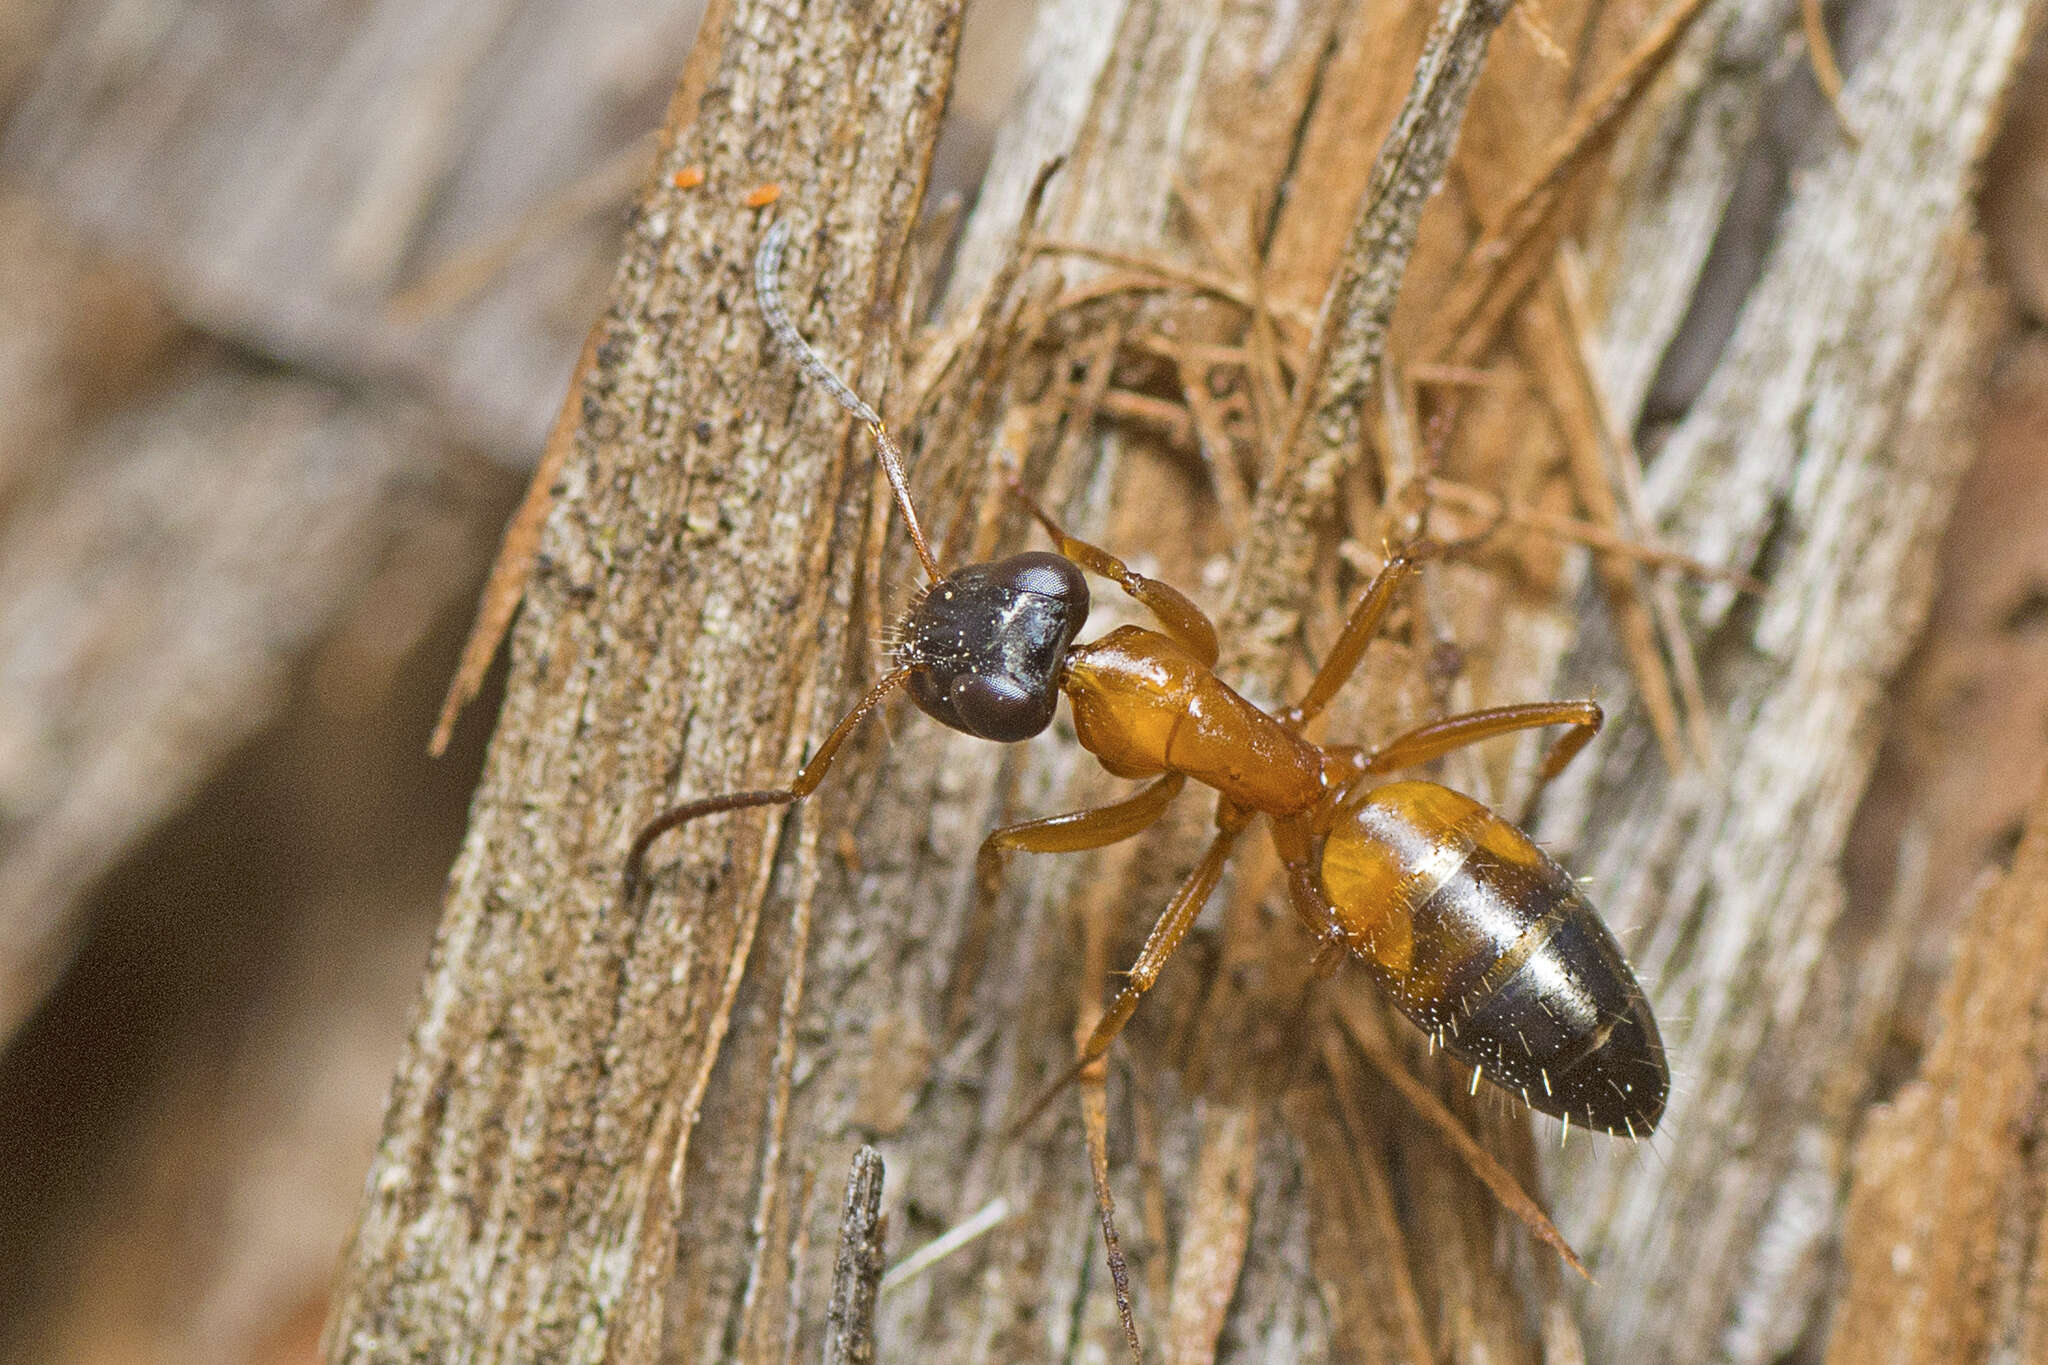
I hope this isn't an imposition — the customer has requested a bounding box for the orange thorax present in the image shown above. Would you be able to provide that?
[1062,626,1323,815]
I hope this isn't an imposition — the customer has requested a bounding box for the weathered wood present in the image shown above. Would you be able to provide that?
[659,0,1563,1357]
[0,537,511,1365]
[820,1147,886,1365]
[0,368,442,1035]
[313,0,2044,1363]
[1227,0,1514,693]
[1828,771,2048,1365]
[0,193,462,1041]
[320,1,963,1360]
[1546,1,2039,1360]
[0,0,2034,1357]
[0,0,692,455]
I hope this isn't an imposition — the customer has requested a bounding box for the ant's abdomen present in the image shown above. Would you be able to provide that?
[1321,781,1667,1137]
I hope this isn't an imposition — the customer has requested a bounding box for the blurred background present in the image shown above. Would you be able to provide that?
[0,0,2043,1362]
[0,1,1026,1358]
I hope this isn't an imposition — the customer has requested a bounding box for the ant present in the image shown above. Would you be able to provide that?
[626,219,1668,1151]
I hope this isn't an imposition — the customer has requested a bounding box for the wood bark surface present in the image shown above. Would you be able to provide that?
[1828,772,2048,1365]
[323,1,968,1360]
[1546,2,2036,1358]
[0,0,697,1064]
[309,2,2045,1364]
[0,193,478,1044]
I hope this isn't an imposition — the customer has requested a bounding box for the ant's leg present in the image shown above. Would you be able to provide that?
[1355,700,1603,802]
[623,667,914,893]
[1008,481,1219,666]
[1080,822,1240,1065]
[949,774,1189,1037]
[1009,819,1245,1134]
[975,773,1186,891]
[1268,813,1351,976]
[1288,540,1442,728]
[1286,861,1352,979]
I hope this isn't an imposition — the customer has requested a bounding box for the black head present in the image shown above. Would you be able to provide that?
[897,551,1090,742]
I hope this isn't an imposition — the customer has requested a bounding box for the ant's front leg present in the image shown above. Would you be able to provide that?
[1006,481,1219,666]
[623,666,914,894]
[974,773,1187,893]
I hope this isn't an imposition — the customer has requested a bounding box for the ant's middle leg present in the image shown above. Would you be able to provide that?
[953,773,1188,1040]
[1286,539,1443,729]
[1009,817,1245,1134]
[1007,481,1219,666]
[1074,818,1243,1068]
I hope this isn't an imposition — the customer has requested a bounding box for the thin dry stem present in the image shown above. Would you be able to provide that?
[822,1148,888,1365]
[1328,994,1589,1278]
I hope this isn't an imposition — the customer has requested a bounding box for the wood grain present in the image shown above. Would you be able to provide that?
[303,0,2047,1360]
[319,1,963,1360]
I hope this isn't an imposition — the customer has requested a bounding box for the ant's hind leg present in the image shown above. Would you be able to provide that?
[1007,481,1219,666]
[1356,700,1603,807]
[1269,815,1352,976]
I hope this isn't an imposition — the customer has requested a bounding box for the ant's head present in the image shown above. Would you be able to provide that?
[753,224,1090,738]
[895,553,1090,742]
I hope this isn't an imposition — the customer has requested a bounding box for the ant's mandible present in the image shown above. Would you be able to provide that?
[626,220,1668,1142]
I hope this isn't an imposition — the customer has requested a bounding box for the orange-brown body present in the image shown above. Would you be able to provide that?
[1063,626,1324,814]
[1322,782,1665,1134]
[1045,618,1666,1137]
[629,231,1675,1357]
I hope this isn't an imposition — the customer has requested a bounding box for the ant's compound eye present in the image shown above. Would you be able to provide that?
[1004,551,1088,608]
[951,674,1056,742]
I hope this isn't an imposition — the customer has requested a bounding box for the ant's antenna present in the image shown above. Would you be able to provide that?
[755,221,942,582]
